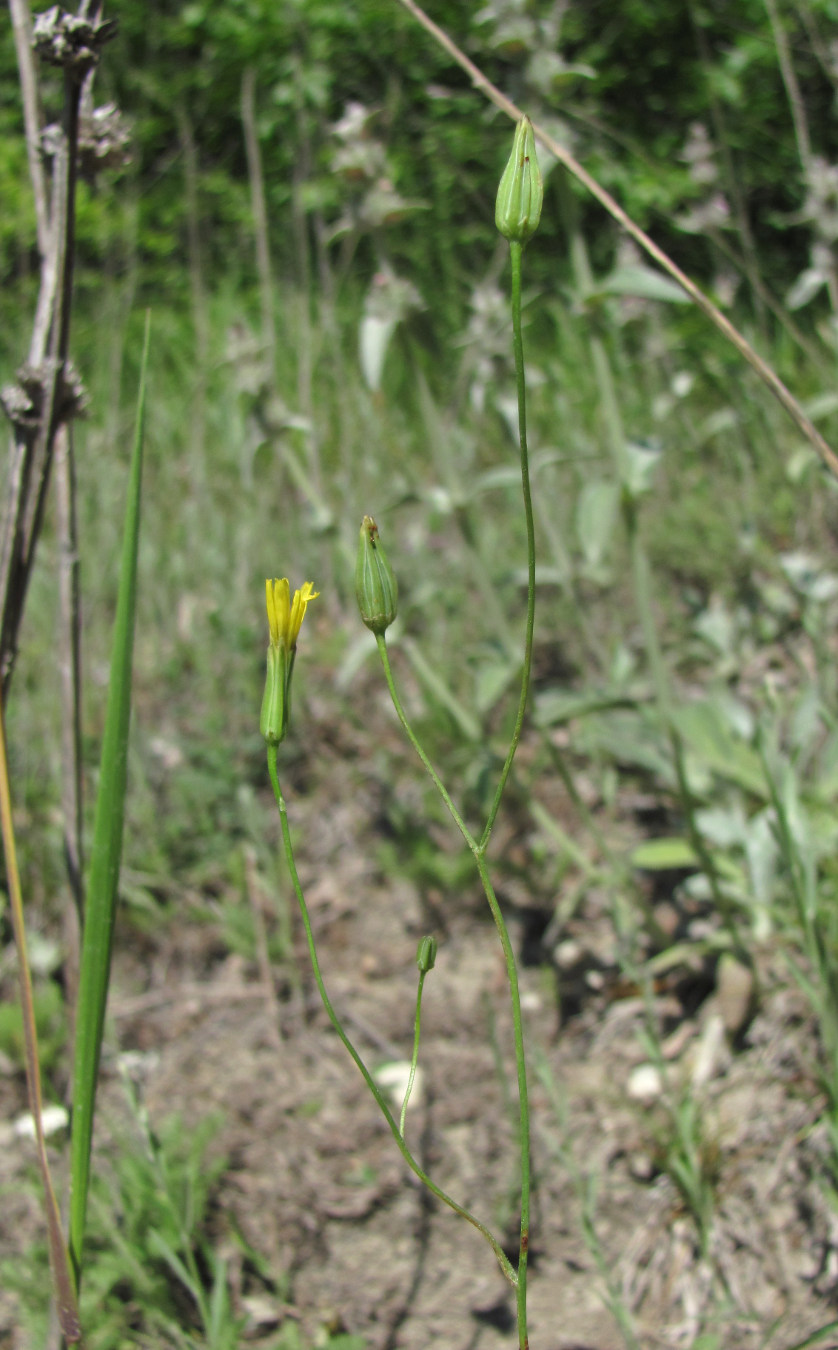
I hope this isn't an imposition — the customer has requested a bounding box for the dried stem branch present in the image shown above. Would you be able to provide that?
[1,2,112,696]
[9,0,49,255]
[55,422,83,915]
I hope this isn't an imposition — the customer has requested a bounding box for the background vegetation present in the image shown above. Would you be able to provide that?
[4,0,838,1346]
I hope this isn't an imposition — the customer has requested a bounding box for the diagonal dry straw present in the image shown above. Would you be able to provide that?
[394,0,838,481]
[68,315,150,1291]
[0,696,82,1343]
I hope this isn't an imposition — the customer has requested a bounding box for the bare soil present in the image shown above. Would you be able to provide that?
[2,706,838,1350]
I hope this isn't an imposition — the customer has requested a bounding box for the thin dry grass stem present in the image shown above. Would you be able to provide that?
[764,0,813,169]
[9,0,49,254]
[394,0,838,480]
[241,67,277,372]
[243,842,284,1048]
[686,0,768,335]
[0,695,82,1343]
[175,101,209,466]
[54,423,83,916]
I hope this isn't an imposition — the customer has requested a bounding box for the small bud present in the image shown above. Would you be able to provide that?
[416,936,438,974]
[495,116,543,245]
[355,515,398,635]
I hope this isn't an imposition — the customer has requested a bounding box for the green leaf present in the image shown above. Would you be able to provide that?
[69,316,149,1286]
[782,1321,838,1350]
[576,479,620,571]
[598,263,691,305]
[631,837,698,870]
[401,637,482,742]
[674,699,766,798]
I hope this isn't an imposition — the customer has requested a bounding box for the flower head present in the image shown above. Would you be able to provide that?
[261,578,319,745]
[265,578,319,652]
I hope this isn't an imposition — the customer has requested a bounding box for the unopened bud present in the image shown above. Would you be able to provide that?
[416,936,438,974]
[355,515,398,635]
[495,116,543,245]
[260,641,288,747]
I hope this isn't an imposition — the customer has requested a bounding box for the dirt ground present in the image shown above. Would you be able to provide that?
[3,712,838,1350]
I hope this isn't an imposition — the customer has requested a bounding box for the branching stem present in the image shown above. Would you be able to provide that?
[267,744,517,1288]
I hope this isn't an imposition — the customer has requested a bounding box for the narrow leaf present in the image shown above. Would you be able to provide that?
[69,315,150,1284]
[631,837,699,870]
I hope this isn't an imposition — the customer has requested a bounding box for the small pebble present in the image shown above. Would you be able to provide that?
[13,1104,69,1139]
[717,953,755,1036]
[627,1063,663,1101]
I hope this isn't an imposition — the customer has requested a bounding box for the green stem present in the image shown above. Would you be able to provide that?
[267,744,516,1288]
[375,634,477,853]
[475,850,530,1350]
[400,968,427,1137]
[481,239,537,852]
[372,646,531,1350]
[373,232,535,1350]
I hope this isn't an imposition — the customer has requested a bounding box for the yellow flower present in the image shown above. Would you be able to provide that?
[261,578,319,745]
[265,578,319,651]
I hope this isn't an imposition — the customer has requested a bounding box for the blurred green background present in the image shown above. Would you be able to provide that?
[4,0,838,1063]
[4,1,838,1343]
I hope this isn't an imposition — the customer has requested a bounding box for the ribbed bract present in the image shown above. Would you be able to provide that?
[355,516,398,636]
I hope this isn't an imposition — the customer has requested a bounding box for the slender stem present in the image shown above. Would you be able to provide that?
[400,969,427,1137]
[371,651,531,1350]
[55,423,84,917]
[267,745,517,1288]
[375,634,477,854]
[476,853,531,1350]
[8,0,48,257]
[481,241,536,852]
[372,234,535,1348]
[241,66,277,371]
[0,697,81,1342]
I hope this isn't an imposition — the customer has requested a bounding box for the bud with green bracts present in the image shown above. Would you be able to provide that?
[416,936,438,974]
[260,639,289,747]
[355,515,398,636]
[260,578,319,745]
[495,116,543,245]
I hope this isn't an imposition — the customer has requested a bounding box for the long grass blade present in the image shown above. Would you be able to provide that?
[0,697,82,1342]
[68,315,150,1286]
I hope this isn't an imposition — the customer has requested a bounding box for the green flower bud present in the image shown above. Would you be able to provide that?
[260,640,288,747]
[355,515,398,635]
[416,936,438,974]
[495,116,543,245]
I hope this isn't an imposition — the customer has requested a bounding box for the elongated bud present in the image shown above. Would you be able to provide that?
[260,642,288,746]
[355,515,398,635]
[416,936,438,974]
[495,116,543,245]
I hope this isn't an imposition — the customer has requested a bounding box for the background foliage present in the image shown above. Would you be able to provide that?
[3,0,838,332]
[5,0,838,1345]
